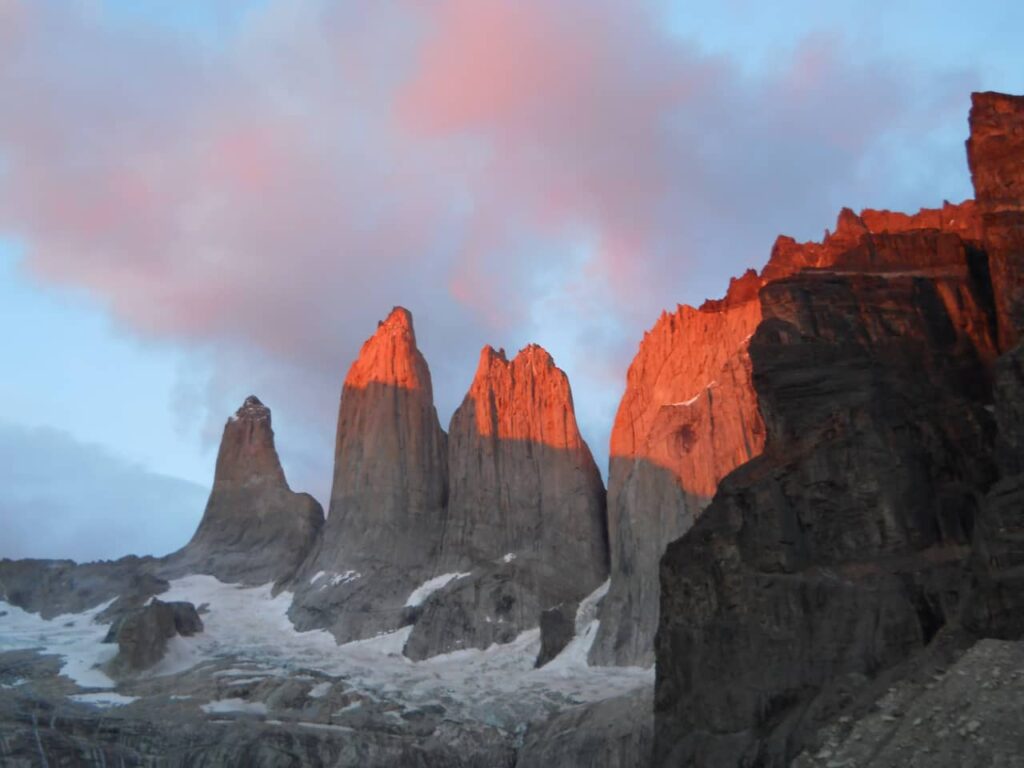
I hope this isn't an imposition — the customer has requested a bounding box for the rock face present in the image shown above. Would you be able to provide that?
[0,556,166,621]
[592,199,984,667]
[405,345,608,658]
[967,91,1024,350]
[517,687,653,768]
[653,91,1024,766]
[104,599,203,672]
[535,602,577,668]
[290,307,449,641]
[792,639,1024,768]
[169,396,324,586]
[441,345,606,579]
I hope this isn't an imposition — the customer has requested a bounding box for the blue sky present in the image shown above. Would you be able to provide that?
[1,0,1021,561]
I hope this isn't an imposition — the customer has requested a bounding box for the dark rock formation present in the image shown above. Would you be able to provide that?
[406,344,607,659]
[104,599,203,672]
[167,396,324,586]
[404,563,543,660]
[592,199,985,667]
[290,307,449,641]
[792,639,1024,768]
[517,687,653,768]
[963,342,1024,639]
[535,602,577,668]
[653,91,1024,766]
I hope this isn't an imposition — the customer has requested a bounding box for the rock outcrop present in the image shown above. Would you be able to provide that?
[592,198,986,667]
[103,599,203,673]
[405,345,608,658]
[168,396,324,586]
[517,687,653,768]
[290,307,449,641]
[0,556,166,621]
[792,639,1024,768]
[967,91,1024,349]
[653,91,1023,766]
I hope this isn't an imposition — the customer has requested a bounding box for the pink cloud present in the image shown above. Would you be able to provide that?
[0,0,979,496]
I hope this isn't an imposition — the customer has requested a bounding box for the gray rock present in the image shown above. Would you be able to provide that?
[290,308,449,642]
[536,602,576,668]
[793,639,1024,768]
[654,233,1000,766]
[165,395,324,587]
[104,599,202,672]
[408,344,608,659]
[518,686,653,768]
[0,556,165,620]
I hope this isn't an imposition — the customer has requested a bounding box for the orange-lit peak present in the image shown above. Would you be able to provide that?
[377,305,416,337]
[463,341,582,447]
[344,306,431,393]
[512,343,555,369]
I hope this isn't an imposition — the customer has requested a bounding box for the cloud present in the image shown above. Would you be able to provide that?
[0,0,979,494]
[0,422,207,561]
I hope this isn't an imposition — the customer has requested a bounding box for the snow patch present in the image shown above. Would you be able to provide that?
[329,570,360,587]
[70,692,138,708]
[501,553,516,563]
[404,572,471,607]
[308,681,331,699]
[4,573,651,730]
[309,571,326,585]
[201,698,268,715]
[542,579,611,673]
[0,598,118,689]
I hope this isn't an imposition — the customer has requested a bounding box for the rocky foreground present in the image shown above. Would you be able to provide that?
[2,91,1024,766]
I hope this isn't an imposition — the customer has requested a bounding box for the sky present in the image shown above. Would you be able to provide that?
[1,0,1022,561]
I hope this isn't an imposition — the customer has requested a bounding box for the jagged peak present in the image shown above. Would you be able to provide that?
[512,343,555,369]
[231,395,271,422]
[345,306,432,393]
[377,305,415,334]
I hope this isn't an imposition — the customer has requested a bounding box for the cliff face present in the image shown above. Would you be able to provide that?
[441,344,606,577]
[967,91,1024,350]
[592,199,985,666]
[653,91,1024,766]
[404,344,608,659]
[169,396,323,586]
[289,307,449,641]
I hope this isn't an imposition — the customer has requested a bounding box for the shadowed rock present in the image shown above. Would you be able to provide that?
[404,344,607,659]
[167,395,323,586]
[289,308,449,641]
[535,602,577,668]
[104,599,202,672]
[594,197,989,667]
[652,92,1022,764]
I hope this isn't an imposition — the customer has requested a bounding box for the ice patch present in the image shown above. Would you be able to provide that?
[670,392,703,407]
[308,681,331,698]
[342,626,414,656]
[201,698,268,715]
[404,572,471,607]
[70,692,138,708]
